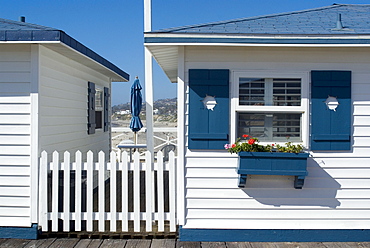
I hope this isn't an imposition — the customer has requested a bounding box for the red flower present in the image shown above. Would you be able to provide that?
[231,144,236,148]
[272,144,275,146]
[242,134,249,138]
[248,139,256,145]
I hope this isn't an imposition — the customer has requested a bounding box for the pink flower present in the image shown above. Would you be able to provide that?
[224,144,231,149]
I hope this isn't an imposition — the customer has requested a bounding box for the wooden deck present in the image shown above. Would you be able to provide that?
[0,238,369,248]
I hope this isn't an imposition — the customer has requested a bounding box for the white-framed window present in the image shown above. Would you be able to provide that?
[95,86,104,130]
[231,71,309,145]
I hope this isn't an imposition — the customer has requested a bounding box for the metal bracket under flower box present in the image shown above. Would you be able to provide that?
[237,152,309,189]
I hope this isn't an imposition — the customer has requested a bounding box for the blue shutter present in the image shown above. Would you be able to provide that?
[103,87,110,132]
[311,71,351,150]
[87,82,96,134]
[188,69,229,149]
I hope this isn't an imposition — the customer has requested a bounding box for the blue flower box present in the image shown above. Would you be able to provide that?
[237,152,309,189]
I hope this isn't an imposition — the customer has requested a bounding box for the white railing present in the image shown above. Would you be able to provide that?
[38,150,176,233]
[112,127,177,153]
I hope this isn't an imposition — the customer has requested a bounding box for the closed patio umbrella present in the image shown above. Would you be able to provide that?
[129,77,143,144]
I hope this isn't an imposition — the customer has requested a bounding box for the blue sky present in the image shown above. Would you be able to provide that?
[2,0,370,105]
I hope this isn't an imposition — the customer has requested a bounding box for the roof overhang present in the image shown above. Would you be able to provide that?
[144,33,370,83]
[0,30,129,82]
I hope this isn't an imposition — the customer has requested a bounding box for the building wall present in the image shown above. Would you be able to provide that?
[182,46,370,229]
[0,44,32,227]
[38,45,111,158]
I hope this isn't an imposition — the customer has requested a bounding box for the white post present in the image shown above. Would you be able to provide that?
[144,0,154,158]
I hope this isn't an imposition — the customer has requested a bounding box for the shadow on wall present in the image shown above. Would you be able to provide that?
[242,158,341,208]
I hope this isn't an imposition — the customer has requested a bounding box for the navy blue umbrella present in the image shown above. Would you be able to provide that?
[129,77,143,143]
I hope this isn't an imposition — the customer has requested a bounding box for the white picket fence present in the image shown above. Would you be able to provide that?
[38,150,176,233]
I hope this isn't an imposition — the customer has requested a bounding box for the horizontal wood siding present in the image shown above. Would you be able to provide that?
[39,46,111,157]
[0,44,32,226]
[183,46,370,229]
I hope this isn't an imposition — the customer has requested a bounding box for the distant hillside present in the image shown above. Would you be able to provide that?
[112,98,177,116]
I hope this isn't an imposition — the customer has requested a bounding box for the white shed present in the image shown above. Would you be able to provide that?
[145,4,370,242]
[0,17,129,238]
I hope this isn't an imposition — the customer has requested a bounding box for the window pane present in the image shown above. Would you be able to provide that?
[95,88,103,109]
[272,113,301,141]
[239,78,265,105]
[238,113,301,142]
[273,78,301,106]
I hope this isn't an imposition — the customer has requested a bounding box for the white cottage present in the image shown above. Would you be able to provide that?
[0,17,129,238]
[144,4,370,241]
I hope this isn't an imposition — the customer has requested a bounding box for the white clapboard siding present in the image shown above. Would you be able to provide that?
[38,150,177,233]
[38,45,110,155]
[184,219,370,230]
[181,46,370,230]
[0,45,32,228]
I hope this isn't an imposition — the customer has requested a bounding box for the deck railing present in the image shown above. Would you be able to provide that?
[38,150,176,234]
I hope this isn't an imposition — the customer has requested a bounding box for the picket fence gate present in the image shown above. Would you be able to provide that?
[38,150,176,234]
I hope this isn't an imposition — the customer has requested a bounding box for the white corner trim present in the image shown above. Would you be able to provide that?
[30,44,40,224]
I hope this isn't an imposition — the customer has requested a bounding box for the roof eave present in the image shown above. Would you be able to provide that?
[145,33,370,46]
[0,30,129,82]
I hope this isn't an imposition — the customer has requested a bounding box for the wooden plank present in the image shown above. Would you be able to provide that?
[0,239,30,247]
[322,242,365,248]
[48,238,79,248]
[86,150,93,232]
[51,151,59,232]
[185,219,370,229]
[23,238,56,248]
[225,242,252,248]
[0,82,30,93]
[0,196,30,206]
[98,151,105,232]
[0,166,30,176]
[75,151,82,231]
[100,239,127,248]
[63,151,70,232]
[74,239,103,248]
[125,239,151,248]
[145,151,153,232]
[0,186,30,197]
[157,151,165,232]
[133,151,140,232]
[0,125,30,135]
[0,156,30,166]
[201,242,227,248]
[121,151,128,231]
[176,241,201,248]
[0,115,30,124]
[0,145,30,155]
[0,104,31,114]
[0,135,30,145]
[0,176,30,186]
[151,239,176,248]
[110,151,117,232]
[187,209,370,219]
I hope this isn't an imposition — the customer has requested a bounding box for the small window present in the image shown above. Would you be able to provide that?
[234,75,305,143]
[95,87,103,129]
[88,82,108,134]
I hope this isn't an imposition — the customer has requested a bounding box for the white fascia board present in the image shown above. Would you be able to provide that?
[0,41,60,44]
